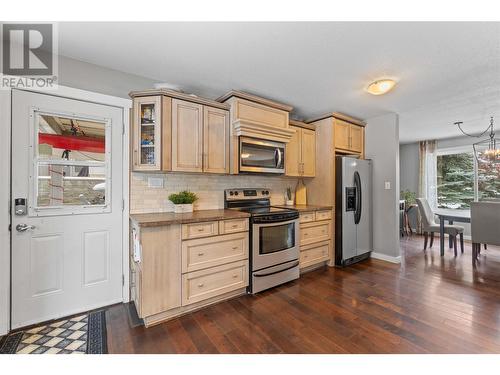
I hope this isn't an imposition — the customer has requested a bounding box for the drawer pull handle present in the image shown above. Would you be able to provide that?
[198,252,204,256]
[232,246,238,250]
[232,274,238,279]
[304,233,308,236]
[197,228,205,232]
[198,283,204,288]
[231,224,238,228]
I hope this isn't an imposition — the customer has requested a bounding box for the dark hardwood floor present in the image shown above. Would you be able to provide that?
[107,236,500,353]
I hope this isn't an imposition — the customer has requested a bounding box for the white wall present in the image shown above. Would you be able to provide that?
[365,113,401,262]
[58,55,158,99]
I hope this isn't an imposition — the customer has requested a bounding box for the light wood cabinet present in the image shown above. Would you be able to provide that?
[203,106,230,174]
[182,260,248,306]
[132,96,171,171]
[131,217,249,326]
[172,99,204,172]
[298,210,333,270]
[182,232,248,273]
[334,119,364,154]
[131,90,230,174]
[131,224,182,318]
[301,128,316,177]
[349,125,363,153]
[285,124,316,177]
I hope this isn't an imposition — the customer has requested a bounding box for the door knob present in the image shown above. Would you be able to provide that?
[16,224,35,232]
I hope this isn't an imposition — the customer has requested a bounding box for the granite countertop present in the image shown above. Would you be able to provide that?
[278,204,333,212]
[130,209,251,227]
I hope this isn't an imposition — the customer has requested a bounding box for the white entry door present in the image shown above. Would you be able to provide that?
[11,89,124,329]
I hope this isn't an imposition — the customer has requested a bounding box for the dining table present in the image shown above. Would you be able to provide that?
[435,209,471,256]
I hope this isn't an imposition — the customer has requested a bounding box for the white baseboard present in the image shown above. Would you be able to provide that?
[371,252,401,264]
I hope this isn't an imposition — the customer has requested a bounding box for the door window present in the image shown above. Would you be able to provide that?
[31,111,111,215]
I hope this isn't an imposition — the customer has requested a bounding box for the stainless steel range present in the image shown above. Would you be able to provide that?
[224,188,300,294]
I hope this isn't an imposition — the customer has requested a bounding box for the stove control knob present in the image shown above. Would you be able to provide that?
[265,190,270,195]
[235,191,239,196]
[229,191,234,196]
[261,190,266,195]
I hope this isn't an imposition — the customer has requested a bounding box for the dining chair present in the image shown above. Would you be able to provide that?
[471,201,500,266]
[416,198,465,255]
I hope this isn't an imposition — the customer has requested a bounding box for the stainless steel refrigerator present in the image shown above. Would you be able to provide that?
[335,156,373,266]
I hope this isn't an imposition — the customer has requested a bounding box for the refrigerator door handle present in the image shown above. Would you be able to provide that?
[354,171,362,224]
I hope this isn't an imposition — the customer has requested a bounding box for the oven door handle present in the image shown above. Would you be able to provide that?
[253,261,300,277]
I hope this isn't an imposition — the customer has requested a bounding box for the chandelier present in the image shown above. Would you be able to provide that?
[455,117,500,164]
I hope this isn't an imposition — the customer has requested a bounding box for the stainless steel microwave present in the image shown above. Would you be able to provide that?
[239,137,285,174]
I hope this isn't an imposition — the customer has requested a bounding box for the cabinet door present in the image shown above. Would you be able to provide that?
[334,120,351,151]
[350,125,363,153]
[133,96,162,171]
[203,107,230,174]
[285,126,301,177]
[172,99,203,172]
[140,225,182,318]
[301,128,316,177]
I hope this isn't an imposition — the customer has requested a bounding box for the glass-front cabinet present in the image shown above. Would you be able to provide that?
[133,96,163,171]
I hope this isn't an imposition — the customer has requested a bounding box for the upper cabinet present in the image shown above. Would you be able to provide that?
[333,118,365,155]
[132,96,165,171]
[130,89,230,173]
[171,99,203,172]
[333,119,350,151]
[286,121,316,177]
[203,106,230,174]
[217,90,295,174]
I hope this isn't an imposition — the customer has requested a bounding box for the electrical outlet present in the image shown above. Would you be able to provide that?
[148,177,164,188]
[384,181,391,190]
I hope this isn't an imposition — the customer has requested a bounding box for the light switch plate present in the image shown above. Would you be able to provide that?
[384,181,391,190]
[148,177,164,188]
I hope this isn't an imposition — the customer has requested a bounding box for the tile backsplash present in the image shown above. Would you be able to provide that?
[130,173,299,214]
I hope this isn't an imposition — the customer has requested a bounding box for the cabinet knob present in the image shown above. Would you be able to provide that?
[198,252,204,256]
[198,283,204,288]
[197,228,204,232]
[231,224,238,228]
[232,274,238,279]
[232,246,238,250]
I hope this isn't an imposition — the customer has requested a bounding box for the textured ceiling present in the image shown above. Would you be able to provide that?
[57,22,500,143]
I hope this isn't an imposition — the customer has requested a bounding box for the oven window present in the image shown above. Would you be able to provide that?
[259,223,295,254]
[241,142,282,169]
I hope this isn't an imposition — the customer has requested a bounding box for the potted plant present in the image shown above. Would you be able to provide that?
[168,190,198,213]
[285,187,294,206]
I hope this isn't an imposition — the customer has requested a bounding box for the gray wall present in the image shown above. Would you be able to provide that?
[400,143,419,194]
[365,113,401,260]
[58,55,158,98]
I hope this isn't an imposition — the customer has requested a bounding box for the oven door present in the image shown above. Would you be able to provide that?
[239,137,285,174]
[252,218,299,271]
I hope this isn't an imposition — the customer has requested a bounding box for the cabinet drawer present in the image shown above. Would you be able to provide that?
[315,210,332,221]
[219,218,248,234]
[182,260,248,306]
[300,241,330,269]
[300,212,315,223]
[300,221,331,246]
[182,221,218,239]
[182,232,249,273]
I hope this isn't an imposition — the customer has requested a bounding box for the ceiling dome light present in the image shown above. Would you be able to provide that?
[365,79,396,96]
